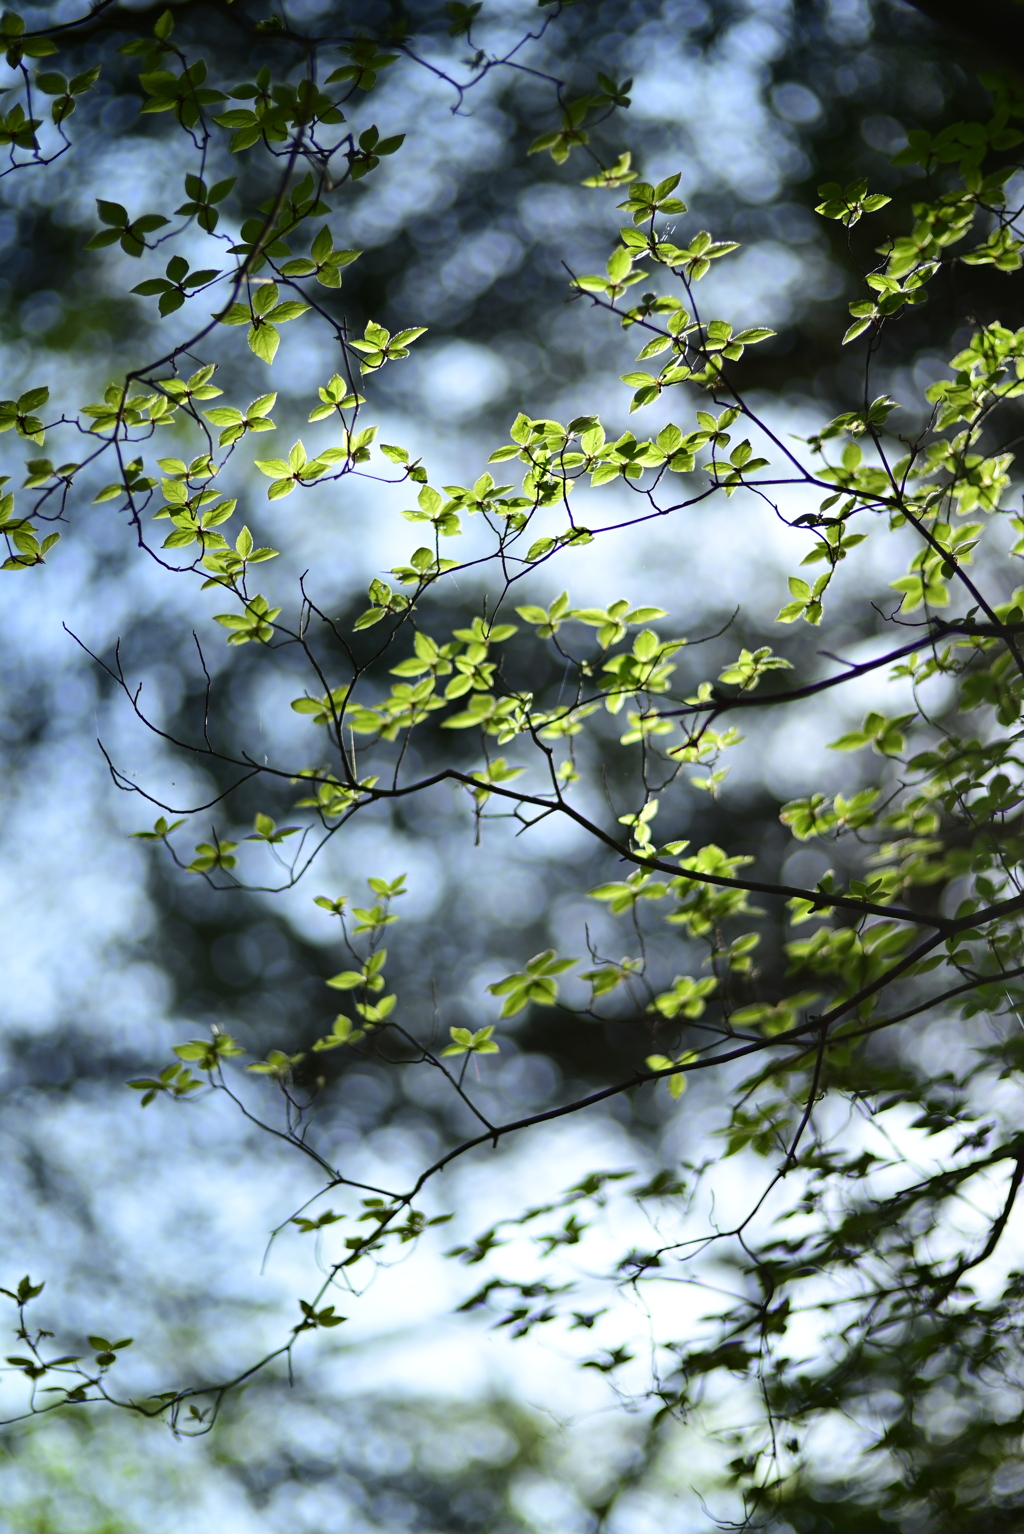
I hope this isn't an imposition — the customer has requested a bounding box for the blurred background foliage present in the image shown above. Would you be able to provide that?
[0,0,1018,1529]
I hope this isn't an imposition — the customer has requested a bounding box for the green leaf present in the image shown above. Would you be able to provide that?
[326,971,363,990]
[96,200,127,226]
[248,322,280,363]
[269,300,310,323]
